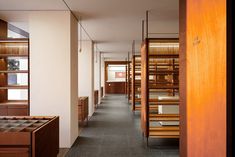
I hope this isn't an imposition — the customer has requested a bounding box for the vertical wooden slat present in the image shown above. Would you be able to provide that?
[0,20,7,38]
[131,55,135,110]
[141,39,149,137]
[226,0,233,156]
[0,20,8,103]
[179,0,187,154]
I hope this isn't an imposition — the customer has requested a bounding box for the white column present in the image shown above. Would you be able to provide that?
[29,11,78,148]
[101,55,105,96]
[78,40,94,116]
[94,48,101,104]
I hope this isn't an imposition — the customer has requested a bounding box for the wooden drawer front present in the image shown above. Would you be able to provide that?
[0,148,29,157]
[0,105,28,116]
[0,132,31,145]
[7,106,28,116]
[0,106,7,116]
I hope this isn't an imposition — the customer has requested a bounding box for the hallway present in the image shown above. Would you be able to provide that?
[66,95,179,157]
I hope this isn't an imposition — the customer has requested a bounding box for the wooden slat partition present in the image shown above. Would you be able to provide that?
[141,40,149,137]
[131,55,142,111]
[141,38,180,143]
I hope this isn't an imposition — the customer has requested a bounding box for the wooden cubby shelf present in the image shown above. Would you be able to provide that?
[0,38,29,116]
[131,55,142,111]
[140,38,180,144]
[0,70,28,73]
[0,85,28,89]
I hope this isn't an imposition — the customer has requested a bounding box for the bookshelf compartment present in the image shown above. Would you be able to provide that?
[0,39,29,116]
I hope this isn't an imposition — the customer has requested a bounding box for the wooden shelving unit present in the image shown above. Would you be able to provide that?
[131,55,141,111]
[0,38,29,116]
[140,38,180,144]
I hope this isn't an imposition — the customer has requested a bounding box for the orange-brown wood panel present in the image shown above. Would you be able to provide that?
[141,41,149,137]
[180,0,226,156]
[7,106,29,116]
[105,82,126,94]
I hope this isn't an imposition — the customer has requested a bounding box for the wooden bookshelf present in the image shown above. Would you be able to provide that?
[0,38,29,116]
[131,55,141,111]
[140,38,180,145]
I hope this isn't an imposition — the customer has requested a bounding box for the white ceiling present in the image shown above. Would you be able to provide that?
[0,0,179,59]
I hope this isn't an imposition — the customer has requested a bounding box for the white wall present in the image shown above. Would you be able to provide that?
[70,13,78,145]
[101,56,105,96]
[94,49,101,104]
[78,40,94,116]
[29,11,78,148]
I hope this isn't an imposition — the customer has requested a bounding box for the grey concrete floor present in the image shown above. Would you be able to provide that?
[66,94,179,157]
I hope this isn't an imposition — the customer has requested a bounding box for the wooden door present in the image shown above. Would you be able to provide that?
[180,0,226,156]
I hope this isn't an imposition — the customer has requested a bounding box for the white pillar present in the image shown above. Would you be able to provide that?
[78,40,94,116]
[94,49,101,104]
[101,55,105,96]
[29,11,78,148]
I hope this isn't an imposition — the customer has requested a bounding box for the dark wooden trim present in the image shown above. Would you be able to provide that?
[179,0,187,156]
[0,19,7,38]
[131,56,136,110]
[128,60,131,100]
[8,23,29,38]
[146,11,148,38]
[125,59,128,95]
[142,20,145,41]
[227,0,234,156]
[28,39,30,115]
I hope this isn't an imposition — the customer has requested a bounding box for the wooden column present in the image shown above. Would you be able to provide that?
[180,0,226,156]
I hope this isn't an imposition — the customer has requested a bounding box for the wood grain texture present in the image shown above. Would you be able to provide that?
[180,0,226,156]
[0,20,7,38]
[141,40,149,137]
[32,117,59,157]
[131,56,136,110]
[105,82,126,94]
[179,0,187,156]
